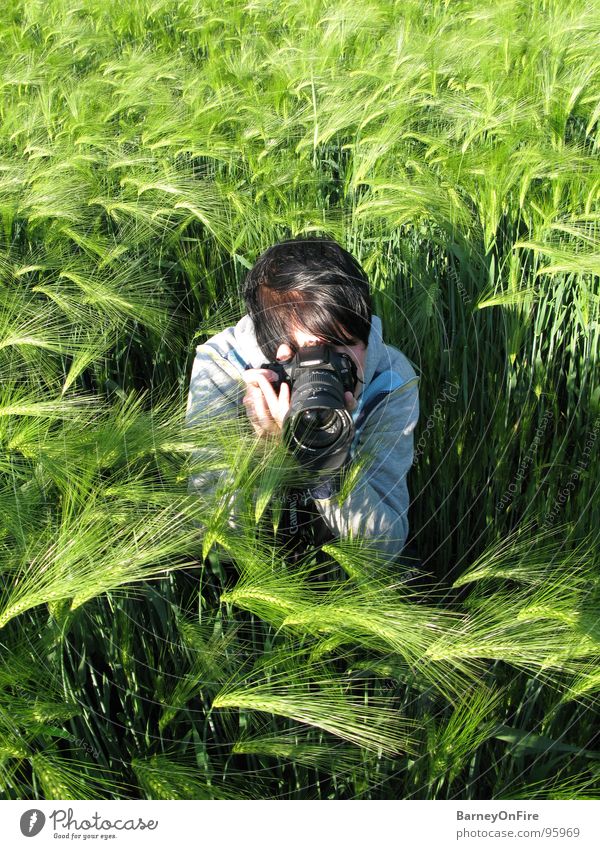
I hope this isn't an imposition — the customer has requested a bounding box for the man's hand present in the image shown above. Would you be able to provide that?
[241,368,291,437]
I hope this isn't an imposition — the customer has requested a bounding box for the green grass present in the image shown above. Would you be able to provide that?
[0,0,598,800]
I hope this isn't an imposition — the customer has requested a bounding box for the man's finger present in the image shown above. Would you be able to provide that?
[243,386,275,432]
[278,380,291,419]
[252,373,283,423]
[253,392,273,428]
[241,368,278,386]
[244,385,268,418]
[344,391,357,412]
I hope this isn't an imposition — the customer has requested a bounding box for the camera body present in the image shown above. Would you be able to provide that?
[260,344,357,473]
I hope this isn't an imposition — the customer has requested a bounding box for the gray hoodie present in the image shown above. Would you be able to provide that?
[185,313,420,560]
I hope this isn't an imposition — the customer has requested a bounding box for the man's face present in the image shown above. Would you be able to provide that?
[276,328,367,398]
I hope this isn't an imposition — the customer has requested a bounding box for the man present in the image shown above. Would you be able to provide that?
[185,236,420,563]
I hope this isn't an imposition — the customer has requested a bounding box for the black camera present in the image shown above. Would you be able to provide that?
[260,344,357,472]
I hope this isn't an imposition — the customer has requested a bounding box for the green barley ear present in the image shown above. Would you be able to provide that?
[0,486,204,628]
[495,765,600,801]
[233,725,374,775]
[30,751,124,800]
[214,651,418,756]
[423,686,504,792]
[132,753,264,800]
[159,616,243,730]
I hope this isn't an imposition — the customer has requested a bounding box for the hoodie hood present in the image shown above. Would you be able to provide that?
[199,312,418,404]
[231,313,386,386]
[231,314,270,368]
[361,314,385,389]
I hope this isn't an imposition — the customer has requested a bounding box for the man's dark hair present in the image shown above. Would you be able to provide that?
[242,236,372,362]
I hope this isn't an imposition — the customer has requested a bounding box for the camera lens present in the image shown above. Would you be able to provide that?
[290,407,345,451]
[300,409,336,429]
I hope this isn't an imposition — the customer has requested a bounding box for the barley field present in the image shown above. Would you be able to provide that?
[0,0,599,800]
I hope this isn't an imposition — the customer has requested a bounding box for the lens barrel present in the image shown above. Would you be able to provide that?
[261,345,357,472]
[284,364,355,472]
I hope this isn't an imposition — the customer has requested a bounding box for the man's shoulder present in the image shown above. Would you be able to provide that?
[371,341,420,389]
[194,315,266,371]
[194,321,240,357]
[353,342,419,437]
[364,316,419,391]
